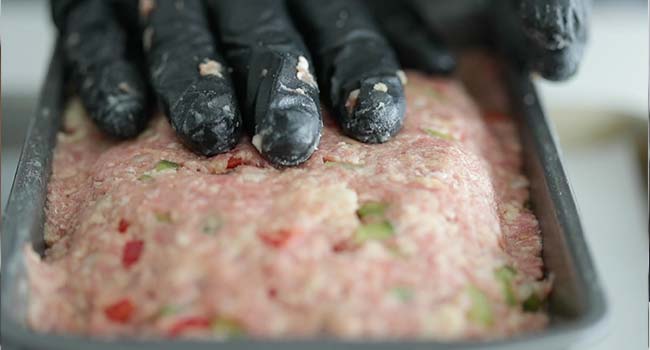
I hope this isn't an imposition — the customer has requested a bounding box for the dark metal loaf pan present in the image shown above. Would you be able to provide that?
[1,40,606,350]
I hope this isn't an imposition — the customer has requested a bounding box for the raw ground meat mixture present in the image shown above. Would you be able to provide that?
[26,54,551,340]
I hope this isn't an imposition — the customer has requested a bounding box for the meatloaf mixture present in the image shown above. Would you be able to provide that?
[26,56,550,340]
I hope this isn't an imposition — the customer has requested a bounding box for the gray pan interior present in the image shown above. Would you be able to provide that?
[1,20,607,350]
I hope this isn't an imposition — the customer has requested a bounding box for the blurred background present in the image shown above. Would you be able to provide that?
[1,0,647,348]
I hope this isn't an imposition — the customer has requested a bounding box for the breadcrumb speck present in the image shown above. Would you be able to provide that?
[373,83,388,93]
[143,27,154,52]
[397,70,408,85]
[252,134,263,153]
[176,233,191,246]
[296,56,317,87]
[118,83,132,93]
[199,59,224,78]
[345,89,360,115]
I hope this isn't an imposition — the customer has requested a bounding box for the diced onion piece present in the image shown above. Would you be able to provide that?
[324,159,363,169]
[522,293,543,312]
[391,286,414,302]
[423,128,452,140]
[138,174,154,181]
[353,221,395,243]
[494,265,517,306]
[154,160,180,172]
[202,215,223,235]
[357,202,389,219]
[467,286,493,326]
[212,317,246,338]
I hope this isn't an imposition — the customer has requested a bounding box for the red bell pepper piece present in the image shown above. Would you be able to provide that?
[168,317,211,337]
[104,298,135,323]
[226,157,244,169]
[122,240,144,268]
[118,219,130,233]
[259,229,298,248]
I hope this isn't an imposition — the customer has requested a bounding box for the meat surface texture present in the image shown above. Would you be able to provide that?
[27,56,550,340]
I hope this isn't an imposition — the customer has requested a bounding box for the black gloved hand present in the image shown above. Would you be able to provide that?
[386,0,590,82]
[52,0,588,168]
[492,0,590,81]
[53,0,438,166]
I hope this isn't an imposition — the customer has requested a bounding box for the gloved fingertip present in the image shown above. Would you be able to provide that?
[398,44,456,76]
[169,80,243,156]
[518,0,587,51]
[339,75,405,144]
[533,49,581,81]
[439,52,457,70]
[255,124,320,167]
[95,94,148,139]
[80,61,150,139]
[254,96,322,167]
[423,51,457,75]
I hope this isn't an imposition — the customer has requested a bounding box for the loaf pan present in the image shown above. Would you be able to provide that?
[1,37,607,350]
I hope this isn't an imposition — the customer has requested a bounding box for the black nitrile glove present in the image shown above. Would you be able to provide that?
[51,0,588,168]
[52,0,418,166]
[407,0,590,81]
[494,0,590,81]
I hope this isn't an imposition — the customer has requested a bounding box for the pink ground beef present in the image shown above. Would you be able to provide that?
[26,56,550,340]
